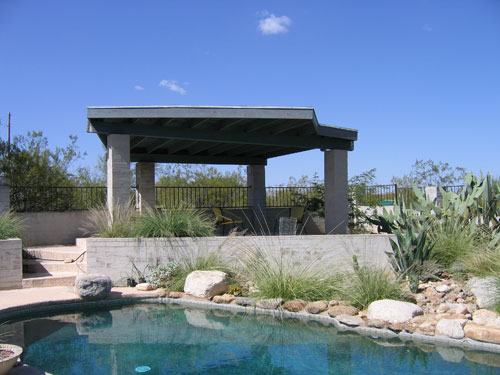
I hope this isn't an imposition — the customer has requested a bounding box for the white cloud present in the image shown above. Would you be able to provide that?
[159,80,187,95]
[258,13,291,35]
[134,85,144,90]
[422,24,433,32]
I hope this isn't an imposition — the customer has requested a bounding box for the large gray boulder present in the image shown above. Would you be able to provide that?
[184,270,229,298]
[74,274,112,300]
[367,299,423,324]
[466,277,500,309]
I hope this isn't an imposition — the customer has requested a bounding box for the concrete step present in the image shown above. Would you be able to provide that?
[24,246,86,262]
[22,272,79,288]
[23,259,87,274]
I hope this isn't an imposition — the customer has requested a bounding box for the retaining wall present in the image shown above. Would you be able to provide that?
[80,234,394,286]
[0,238,22,289]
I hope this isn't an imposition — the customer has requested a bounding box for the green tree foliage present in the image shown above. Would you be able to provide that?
[156,164,245,187]
[391,159,466,187]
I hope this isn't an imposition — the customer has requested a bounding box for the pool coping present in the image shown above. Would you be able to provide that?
[2,294,500,356]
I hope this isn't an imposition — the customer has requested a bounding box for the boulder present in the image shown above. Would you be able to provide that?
[184,270,229,298]
[235,297,256,306]
[282,299,307,312]
[256,298,283,309]
[466,277,500,309]
[305,301,328,314]
[156,288,167,297]
[336,314,364,327]
[367,299,423,324]
[74,274,112,300]
[212,294,235,304]
[464,322,500,344]
[135,282,155,291]
[435,319,467,339]
[168,291,184,299]
[327,305,359,317]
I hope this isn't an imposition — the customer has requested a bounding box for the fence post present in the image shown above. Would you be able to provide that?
[394,184,398,205]
[0,176,10,212]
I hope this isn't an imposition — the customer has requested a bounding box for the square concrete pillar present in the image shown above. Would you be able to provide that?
[324,149,348,234]
[247,165,266,231]
[107,134,131,215]
[0,176,10,213]
[136,162,156,213]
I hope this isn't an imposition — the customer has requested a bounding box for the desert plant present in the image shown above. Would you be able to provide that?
[135,206,215,238]
[82,203,136,238]
[146,261,180,288]
[0,211,24,240]
[237,239,343,301]
[341,258,407,309]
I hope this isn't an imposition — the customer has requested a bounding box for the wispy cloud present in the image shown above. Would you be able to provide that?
[422,24,433,32]
[258,12,291,35]
[159,80,187,95]
[134,85,144,91]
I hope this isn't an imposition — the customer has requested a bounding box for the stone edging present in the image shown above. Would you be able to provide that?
[1,295,500,355]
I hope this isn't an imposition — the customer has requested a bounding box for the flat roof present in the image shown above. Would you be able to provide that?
[87,106,358,165]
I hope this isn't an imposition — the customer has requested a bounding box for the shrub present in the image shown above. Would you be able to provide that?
[146,261,180,288]
[135,206,215,238]
[430,220,477,268]
[82,203,136,238]
[0,211,24,240]
[237,239,343,301]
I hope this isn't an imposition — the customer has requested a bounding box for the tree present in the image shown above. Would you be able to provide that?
[156,164,245,186]
[391,159,466,187]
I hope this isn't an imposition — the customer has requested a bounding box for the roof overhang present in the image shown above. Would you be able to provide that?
[87,106,358,165]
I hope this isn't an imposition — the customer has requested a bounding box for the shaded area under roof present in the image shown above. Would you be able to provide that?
[87,106,358,166]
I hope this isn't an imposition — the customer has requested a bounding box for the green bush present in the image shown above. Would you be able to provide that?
[135,206,215,238]
[237,239,343,301]
[0,211,24,240]
[146,261,179,288]
[430,220,477,268]
[83,203,136,238]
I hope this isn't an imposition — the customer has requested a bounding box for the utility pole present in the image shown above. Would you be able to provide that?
[7,112,11,155]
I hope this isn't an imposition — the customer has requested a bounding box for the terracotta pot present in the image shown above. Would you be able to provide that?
[0,344,23,375]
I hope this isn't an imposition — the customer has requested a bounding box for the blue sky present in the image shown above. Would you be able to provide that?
[0,1,499,185]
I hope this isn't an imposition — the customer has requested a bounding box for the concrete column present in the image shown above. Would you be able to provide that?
[0,176,10,213]
[324,149,348,234]
[247,165,266,231]
[136,162,155,213]
[107,134,131,215]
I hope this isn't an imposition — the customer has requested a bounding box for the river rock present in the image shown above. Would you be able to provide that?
[336,314,364,326]
[256,298,283,309]
[168,291,184,299]
[305,301,328,314]
[184,270,229,298]
[436,285,451,293]
[327,305,359,317]
[212,294,235,304]
[435,319,467,339]
[235,297,256,306]
[135,282,155,291]
[74,274,112,300]
[464,322,500,344]
[466,277,500,309]
[367,299,423,324]
[282,299,307,312]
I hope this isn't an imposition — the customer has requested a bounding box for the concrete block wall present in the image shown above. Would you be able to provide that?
[82,234,394,286]
[0,238,22,289]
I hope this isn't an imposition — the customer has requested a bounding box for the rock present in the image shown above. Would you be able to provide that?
[436,304,449,314]
[464,323,500,344]
[367,299,423,324]
[184,309,224,330]
[436,285,451,293]
[327,305,359,317]
[135,282,155,291]
[416,320,436,335]
[305,301,329,314]
[184,270,229,298]
[328,300,339,307]
[472,309,500,326]
[435,319,467,339]
[437,347,465,363]
[212,294,235,304]
[156,288,167,297]
[466,277,500,309]
[447,303,468,315]
[168,291,184,299]
[256,298,283,309]
[424,287,437,298]
[366,319,386,328]
[388,323,405,332]
[74,274,112,300]
[336,314,364,326]
[282,299,308,312]
[235,297,256,306]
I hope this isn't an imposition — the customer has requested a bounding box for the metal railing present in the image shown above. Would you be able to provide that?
[266,187,316,207]
[155,186,249,208]
[11,186,106,212]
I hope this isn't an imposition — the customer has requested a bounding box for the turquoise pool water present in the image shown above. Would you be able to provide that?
[6,304,500,374]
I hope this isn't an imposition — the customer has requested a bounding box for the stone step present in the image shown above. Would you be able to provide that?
[22,272,79,288]
[24,246,86,262]
[23,259,87,274]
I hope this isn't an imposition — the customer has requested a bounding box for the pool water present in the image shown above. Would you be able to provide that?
[6,304,500,374]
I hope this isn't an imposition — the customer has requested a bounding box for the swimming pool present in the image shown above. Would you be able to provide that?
[6,303,500,374]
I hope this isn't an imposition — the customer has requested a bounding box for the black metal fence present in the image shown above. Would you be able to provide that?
[155,186,249,208]
[266,187,316,207]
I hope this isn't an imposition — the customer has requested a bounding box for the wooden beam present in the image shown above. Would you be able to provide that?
[90,121,354,150]
[131,153,267,165]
